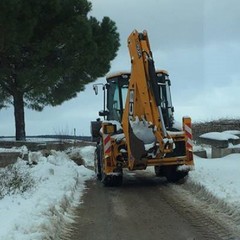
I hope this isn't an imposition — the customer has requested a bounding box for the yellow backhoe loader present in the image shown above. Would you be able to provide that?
[91,30,194,186]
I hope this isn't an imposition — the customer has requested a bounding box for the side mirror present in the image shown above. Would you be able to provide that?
[99,110,109,117]
[93,85,98,95]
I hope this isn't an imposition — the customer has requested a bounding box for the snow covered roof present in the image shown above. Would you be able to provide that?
[200,132,239,141]
[106,69,169,80]
[106,71,130,79]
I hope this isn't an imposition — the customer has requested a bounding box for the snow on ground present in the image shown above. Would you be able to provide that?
[0,138,59,142]
[0,145,28,154]
[0,147,94,240]
[0,144,240,239]
[189,154,240,208]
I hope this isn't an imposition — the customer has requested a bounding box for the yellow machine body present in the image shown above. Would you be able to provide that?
[92,30,194,186]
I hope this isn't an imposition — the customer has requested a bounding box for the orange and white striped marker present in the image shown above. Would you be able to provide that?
[183,117,193,151]
[103,134,111,156]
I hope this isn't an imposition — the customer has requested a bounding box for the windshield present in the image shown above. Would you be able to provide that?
[157,74,174,129]
[107,75,130,122]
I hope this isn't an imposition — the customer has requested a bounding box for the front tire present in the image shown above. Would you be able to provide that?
[95,142,123,187]
[94,144,102,180]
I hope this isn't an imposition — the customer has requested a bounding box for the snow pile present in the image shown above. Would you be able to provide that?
[0,149,94,240]
[79,146,95,167]
[200,132,239,141]
[65,145,95,167]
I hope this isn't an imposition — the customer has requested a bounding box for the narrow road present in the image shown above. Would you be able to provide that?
[61,170,239,240]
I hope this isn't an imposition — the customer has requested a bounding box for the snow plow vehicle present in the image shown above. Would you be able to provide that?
[91,30,194,186]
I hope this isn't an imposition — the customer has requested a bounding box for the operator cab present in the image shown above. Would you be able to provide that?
[156,70,174,129]
[106,71,130,122]
[96,70,174,129]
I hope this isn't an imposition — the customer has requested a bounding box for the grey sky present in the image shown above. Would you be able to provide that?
[0,0,240,136]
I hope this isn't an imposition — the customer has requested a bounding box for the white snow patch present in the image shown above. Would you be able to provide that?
[228,143,240,149]
[177,164,194,171]
[172,120,183,131]
[0,145,28,154]
[1,143,240,238]
[145,142,155,151]
[200,132,239,141]
[189,154,240,207]
[111,133,125,142]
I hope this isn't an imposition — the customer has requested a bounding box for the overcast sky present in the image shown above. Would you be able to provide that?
[1,0,240,137]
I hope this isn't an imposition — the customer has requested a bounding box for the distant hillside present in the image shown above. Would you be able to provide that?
[0,135,92,142]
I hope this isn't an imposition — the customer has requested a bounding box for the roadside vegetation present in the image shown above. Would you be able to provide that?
[0,161,35,199]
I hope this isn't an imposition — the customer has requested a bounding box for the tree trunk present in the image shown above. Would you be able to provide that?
[13,92,26,141]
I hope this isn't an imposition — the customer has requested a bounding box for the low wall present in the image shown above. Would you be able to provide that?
[0,141,95,168]
[0,152,21,168]
[212,147,240,158]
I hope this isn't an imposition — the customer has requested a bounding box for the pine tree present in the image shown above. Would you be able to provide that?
[0,0,120,140]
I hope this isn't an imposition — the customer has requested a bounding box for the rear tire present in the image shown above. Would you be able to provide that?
[102,174,123,187]
[154,166,164,177]
[163,165,188,183]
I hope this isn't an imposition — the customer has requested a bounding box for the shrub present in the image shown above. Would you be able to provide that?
[0,161,35,199]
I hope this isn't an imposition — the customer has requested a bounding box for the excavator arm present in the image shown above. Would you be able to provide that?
[122,30,174,170]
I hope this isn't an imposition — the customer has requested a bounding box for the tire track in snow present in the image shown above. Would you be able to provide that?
[59,171,240,240]
[162,183,240,240]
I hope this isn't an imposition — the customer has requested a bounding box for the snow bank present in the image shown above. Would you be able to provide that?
[189,155,240,214]
[0,150,94,240]
[65,146,95,167]
[79,146,95,167]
